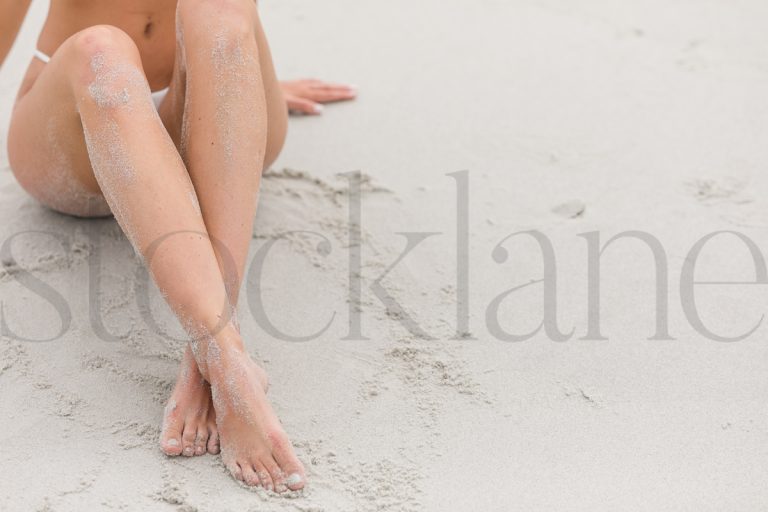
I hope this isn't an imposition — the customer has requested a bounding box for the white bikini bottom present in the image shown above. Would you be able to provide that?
[34,49,169,110]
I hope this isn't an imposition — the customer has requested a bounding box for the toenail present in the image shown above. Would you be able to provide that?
[167,439,179,447]
[285,473,303,487]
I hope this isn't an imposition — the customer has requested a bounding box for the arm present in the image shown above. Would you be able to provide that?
[0,0,33,70]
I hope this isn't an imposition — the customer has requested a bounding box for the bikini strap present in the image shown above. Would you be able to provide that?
[33,49,51,64]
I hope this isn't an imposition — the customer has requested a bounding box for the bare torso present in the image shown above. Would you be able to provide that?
[24,0,177,96]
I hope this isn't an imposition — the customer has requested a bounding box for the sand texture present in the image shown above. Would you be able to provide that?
[2,0,768,510]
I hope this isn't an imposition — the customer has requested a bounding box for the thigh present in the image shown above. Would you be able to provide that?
[158,0,288,169]
[7,39,110,217]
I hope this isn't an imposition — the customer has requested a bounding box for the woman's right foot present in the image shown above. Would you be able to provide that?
[160,344,271,457]
[207,341,306,492]
[160,345,220,457]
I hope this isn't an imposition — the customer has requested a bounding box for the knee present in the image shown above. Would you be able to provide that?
[67,26,147,106]
[70,25,140,66]
[178,0,255,44]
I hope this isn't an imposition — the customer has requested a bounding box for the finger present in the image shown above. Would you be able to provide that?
[307,89,358,103]
[287,96,323,115]
[309,82,358,92]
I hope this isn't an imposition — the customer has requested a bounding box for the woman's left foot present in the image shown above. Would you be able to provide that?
[160,345,220,456]
[209,343,306,492]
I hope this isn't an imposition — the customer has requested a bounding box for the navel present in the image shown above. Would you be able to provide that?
[144,19,154,38]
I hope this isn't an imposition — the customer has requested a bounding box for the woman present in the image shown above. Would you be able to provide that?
[1,0,357,493]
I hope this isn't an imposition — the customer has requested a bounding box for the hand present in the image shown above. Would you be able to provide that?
[280,79,357,115]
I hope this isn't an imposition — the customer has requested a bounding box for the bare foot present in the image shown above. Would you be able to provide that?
[208,343,306,492]
[160,345,220,456]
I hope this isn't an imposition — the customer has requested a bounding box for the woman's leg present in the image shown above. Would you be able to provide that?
[9,22,304,492]
[157,0,303,491]
[157,0,287,458]
[163,1,303,491]
[160,0,286,285]
[10,27,230,452]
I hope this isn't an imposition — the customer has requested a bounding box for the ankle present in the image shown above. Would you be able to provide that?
[216,338,256,368]
[191,323,245,380]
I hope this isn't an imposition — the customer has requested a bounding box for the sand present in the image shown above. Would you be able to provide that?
[2,0,768,510]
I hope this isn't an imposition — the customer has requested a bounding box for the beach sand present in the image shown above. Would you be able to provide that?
[2,0,768,510]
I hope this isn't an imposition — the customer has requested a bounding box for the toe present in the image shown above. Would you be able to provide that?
[160,435,183,456]
[160,417,184,456]
[263,457,287,493]
[283,470,305,491]
[194,428,209,456]
[270,430,306,490]
[181,424,198,457]
[253,462,273,492]
[207,425,220,454]
[241,464,261,487]
[229,462,244,482]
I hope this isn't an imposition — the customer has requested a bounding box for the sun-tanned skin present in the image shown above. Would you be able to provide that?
[1,0,355,492]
